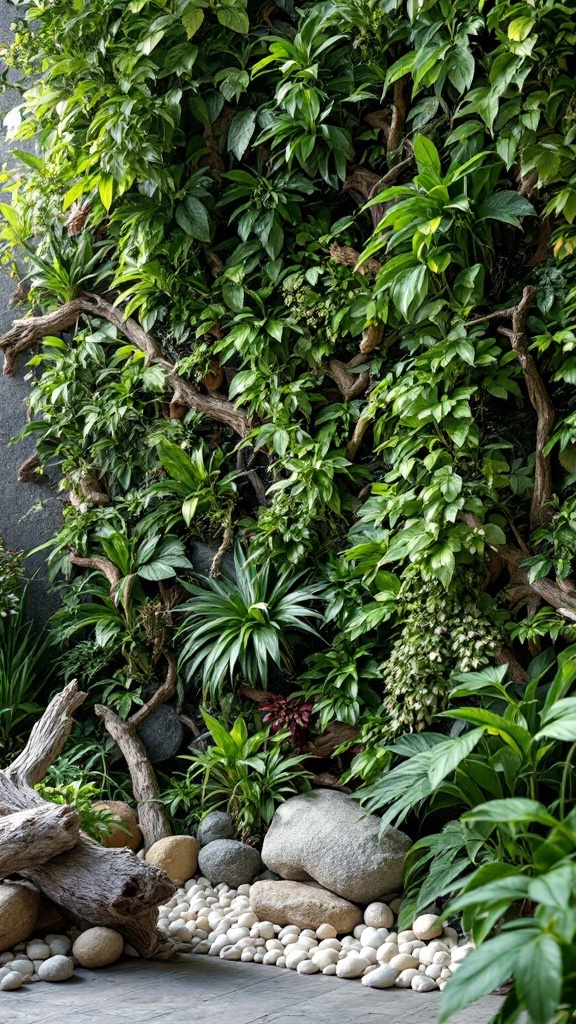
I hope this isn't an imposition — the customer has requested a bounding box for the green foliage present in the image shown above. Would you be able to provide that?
[0,537,24,619]
[357,646,576,927]
[35,776,125,844]
[0,586,52,761]
[177,545,322,697]
[165,709,312,842]
[438,820,576,1024]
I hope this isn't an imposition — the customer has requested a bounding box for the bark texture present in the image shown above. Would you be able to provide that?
[0,681,176,957]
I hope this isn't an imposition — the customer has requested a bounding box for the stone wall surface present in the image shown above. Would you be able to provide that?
[0,1,62,624]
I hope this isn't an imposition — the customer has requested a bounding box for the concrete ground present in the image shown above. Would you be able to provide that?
[0,954,503,1024]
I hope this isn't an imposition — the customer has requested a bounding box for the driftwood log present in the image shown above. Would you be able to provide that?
[0,681,176,957]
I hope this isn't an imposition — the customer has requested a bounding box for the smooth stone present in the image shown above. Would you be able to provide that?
[137,703,184,763]
[261,790,411,903]
[6,959,34,977]
[316,923,337,940]
[46,935,72,956]
[323,963,337,974]
[285,949,310,970]
[297,959,319,974]
[146,836,200,885]
[197,812,235,847]
[0,883,40,953]
[37,956,74,982]
[376,942,399,963]
[362,964,398,988]
[412,914,443,941]
[26,942,50,960]
[412,974,438,991]
[395,968,419,988]
[1,971,23,990]
[93,800,142,851]
[364,902,394,929]
[198,841,262,887]
[250,880,362,934]
[336,955,371,979]
[312,949,339,969]
[72,927,124,968]
[389,952,419,971]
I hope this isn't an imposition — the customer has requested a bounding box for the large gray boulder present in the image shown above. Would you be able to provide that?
[198,840,262,887]
[261,789,411,904]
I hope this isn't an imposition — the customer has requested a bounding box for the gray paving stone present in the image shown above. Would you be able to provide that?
[0,956,503,1024]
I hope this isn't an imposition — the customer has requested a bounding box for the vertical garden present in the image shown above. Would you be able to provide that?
[0,0,576,1018]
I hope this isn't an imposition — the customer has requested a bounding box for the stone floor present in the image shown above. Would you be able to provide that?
[0,954,503,1024]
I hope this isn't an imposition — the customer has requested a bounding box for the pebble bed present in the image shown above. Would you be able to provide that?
[157,877,474,993]
[0,935,74,989]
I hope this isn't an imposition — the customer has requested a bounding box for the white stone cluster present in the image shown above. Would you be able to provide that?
[0,934,73,989]
[157,877,474,993]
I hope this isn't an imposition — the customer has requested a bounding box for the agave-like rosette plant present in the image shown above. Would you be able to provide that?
[177,544,322,698]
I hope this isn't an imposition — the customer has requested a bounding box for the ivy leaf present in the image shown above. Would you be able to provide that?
[182,6,204,38]
[476,192,537,228]
[228,109,257,160]
[175,196,211,242]
[217,7,249,34]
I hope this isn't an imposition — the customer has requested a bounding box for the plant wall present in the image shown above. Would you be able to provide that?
[0,0,575,776]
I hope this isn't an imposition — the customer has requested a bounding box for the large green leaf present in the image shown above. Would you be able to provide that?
[228,109,257,160]
[438,926,539,1022]
[476,192,537,227]
[175,196,211,242]
[427,727,485,790]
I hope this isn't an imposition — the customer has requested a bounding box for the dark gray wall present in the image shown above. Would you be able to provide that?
[0,0,62,623]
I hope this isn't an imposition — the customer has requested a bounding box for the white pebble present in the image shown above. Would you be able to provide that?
[412,974,438,992]
[253,952,264,963]
[238,912,258,928]
[364,902,394,930]
[47,935,72,956]
[258,922,275,940]
[276,956,286,968]
[297,959,319,975]
[376,942,398,963]
[451,945,473,962]
[395,968,419,988]
[389,953,419,971]
[1,971,22,990]
[312,949,339,969]
[413,915,442,941]
[361,964,398,988]
[359,947,378,964]
[241,948,255,962]
[318,938,341,951]
[336,956,370,979]
[433,951,451,967]
[286,949,309,970]
[316,923,337,940]
[397,930,416,944]
[220,947,242,961]
[195,941,210,954]
[26,942,50,961]
[442,926,459,946]
[6,960,34,977]
[353,924,367,939]
[263,950,281,965]
[426,964,442,980]
[279,925,301,938]
[341,936,361,949]
[209,936,230,956]
[322,964,337,975]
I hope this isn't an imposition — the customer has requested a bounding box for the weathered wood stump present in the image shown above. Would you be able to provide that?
[0,681,177,957]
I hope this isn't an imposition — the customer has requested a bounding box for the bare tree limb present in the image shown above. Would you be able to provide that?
[496,286,555,530]
[209,522,234,578]
[69,553,121,589]
[387,77,410,163]
[94,704,171,851]
[7,680,87,789]
[0,291,249,437]
[128,654,178,731]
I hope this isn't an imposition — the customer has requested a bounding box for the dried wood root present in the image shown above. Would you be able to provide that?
[1,681,176,957]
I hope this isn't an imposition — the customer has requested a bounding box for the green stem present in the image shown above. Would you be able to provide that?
[560,741,576,821]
